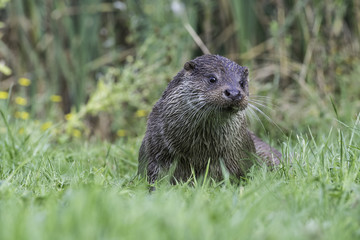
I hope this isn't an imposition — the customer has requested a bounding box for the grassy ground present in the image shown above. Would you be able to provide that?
[0,109,359,240]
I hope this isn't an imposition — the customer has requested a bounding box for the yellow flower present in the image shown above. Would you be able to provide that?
[41,121,52,131]
[72,129,81,138]
[15,97,27,106]
[15,111,29,120]
[335,67,342,76]
[117,129,126,137]
[0,91,8,99]
[50,95,62,103]
[18,78,31,86]
[18,128,25,135]
[65,113,73,121]
[0,63,12,76]
[126,55,134,63]
[135,109,147,118]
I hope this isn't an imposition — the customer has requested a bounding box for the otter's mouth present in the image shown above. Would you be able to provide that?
[223,105,242,113]
[220,101,248,113]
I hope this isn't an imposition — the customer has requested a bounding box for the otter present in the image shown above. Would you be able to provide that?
[138,54,281,183]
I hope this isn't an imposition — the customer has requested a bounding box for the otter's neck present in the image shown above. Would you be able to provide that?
[160,98,249,157]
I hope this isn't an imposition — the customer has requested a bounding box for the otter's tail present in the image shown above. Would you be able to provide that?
[248,131,281,166]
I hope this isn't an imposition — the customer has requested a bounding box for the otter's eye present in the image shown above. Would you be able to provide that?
[240,80,246,89]
[209,76,217,84]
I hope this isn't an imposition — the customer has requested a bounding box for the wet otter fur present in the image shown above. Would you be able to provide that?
[138,54,281,183]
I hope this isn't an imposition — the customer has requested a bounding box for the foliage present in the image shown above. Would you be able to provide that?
[1,0,359,140]
[0,0,9,8]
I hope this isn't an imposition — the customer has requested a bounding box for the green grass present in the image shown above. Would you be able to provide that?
[0,110,359,240]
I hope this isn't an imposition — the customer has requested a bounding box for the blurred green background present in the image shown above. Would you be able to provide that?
[0,0,359,141]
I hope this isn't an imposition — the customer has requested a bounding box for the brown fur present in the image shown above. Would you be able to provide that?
[138,55,281,183]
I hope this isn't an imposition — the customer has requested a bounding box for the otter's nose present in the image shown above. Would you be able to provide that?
[224,89,242,101]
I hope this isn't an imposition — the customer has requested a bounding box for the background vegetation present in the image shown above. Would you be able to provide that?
[0,0,359,239]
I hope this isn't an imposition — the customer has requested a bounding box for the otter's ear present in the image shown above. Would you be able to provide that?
[184,60,196,71]
[243,67,249,76]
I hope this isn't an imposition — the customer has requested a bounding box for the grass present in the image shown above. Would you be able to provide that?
[0,109,359,240]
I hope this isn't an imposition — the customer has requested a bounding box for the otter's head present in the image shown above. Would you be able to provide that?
[181,54,249,114]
